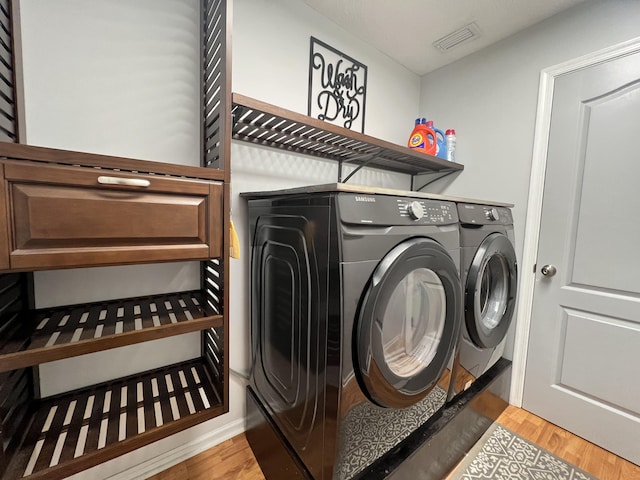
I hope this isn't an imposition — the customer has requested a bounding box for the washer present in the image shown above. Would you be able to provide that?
[449,202,518,399]
[243,185,463,480]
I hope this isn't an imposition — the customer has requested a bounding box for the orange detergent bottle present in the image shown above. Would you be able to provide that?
[407,118,437,155]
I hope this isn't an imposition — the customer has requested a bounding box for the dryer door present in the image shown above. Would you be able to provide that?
[465,233,517,349]
[356,237,462,409]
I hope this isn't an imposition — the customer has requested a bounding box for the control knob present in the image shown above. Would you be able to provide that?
[407,201,424,220]
[485,207,500,221]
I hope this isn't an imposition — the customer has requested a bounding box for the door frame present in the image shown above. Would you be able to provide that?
[510,36,640,407]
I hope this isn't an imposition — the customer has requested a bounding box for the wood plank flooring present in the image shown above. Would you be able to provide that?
[496,406,640,480]
[148,434,265,480]
[149,406,640,480]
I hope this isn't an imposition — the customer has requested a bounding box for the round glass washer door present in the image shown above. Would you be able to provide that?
[465,233,518,349]
[356,237,462,409]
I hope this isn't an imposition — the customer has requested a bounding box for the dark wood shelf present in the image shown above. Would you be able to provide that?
[0,142,226,181]
[4,358,224,480]
[231,93,464,178]
[0,291,222,373]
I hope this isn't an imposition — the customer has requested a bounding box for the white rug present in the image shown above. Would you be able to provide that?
[451,423,597,480]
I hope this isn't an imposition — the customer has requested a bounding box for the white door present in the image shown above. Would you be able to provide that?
[523,50,640,464]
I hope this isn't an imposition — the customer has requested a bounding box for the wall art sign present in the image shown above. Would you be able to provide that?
[308,37,367,133]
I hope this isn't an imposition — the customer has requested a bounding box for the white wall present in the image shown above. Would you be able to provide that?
[418,0,640,359]
[233,0,421,145]
[18,0,422,477]
[21,0,202,164]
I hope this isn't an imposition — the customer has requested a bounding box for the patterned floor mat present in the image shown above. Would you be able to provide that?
[451,423,597,480]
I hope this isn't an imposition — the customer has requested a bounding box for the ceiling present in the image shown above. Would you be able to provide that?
[302,0,587,76]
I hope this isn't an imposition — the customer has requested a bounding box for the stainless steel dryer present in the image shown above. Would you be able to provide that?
[449,202,517,399]
[243,184,463,480]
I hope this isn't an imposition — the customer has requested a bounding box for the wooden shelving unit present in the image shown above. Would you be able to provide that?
[231,93,463,182]
[0,291,223,372]
[0,0,232,479]
[0,142,226,181]
[3,358,223,480]
[0,148,229,479]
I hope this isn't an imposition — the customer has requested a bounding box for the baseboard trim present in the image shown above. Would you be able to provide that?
[106,418,246,480]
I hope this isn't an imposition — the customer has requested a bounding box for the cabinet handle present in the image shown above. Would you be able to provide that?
[97,176,151,187]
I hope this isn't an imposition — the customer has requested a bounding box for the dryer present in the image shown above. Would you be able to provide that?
[243,184,463,480]
[449,202,517,399]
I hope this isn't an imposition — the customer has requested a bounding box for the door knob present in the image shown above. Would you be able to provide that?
[541,264,557,277]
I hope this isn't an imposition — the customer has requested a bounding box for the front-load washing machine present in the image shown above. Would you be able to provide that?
[243,184,463,480]
[449,202,517,399]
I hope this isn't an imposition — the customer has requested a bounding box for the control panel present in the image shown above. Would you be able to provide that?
[396,198,457,224]
[457,203,513,225]
[338,194,458,226]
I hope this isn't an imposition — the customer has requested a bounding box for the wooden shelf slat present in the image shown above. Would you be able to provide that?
[231,93,464,177]
[0,291,223,373]
[4,358,224,480]
[0,142,225,181]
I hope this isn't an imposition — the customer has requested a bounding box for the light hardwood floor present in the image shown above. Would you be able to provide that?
[149,406,640,480]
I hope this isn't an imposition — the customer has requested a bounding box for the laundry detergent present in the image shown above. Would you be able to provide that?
[407,118,437,155]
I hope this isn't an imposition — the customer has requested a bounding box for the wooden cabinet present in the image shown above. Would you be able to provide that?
[0,0,233,477]
[0,160,223,271]
[0,145,229,480]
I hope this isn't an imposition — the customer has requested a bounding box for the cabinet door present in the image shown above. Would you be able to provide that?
[2,161,223,271]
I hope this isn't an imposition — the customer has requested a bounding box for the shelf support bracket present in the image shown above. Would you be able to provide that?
[231,105,245,131]
[338,148,383,183]
[412,169,458,191]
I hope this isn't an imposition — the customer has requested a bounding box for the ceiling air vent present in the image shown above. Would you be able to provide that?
[433,23,481,52]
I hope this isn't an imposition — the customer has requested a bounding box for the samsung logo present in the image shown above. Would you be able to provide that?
[354,196,376,203]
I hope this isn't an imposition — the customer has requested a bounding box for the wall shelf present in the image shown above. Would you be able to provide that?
[3,358,223,480]
[0,291,223,373]
[0,143,225,182]
[231,93,463,181]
